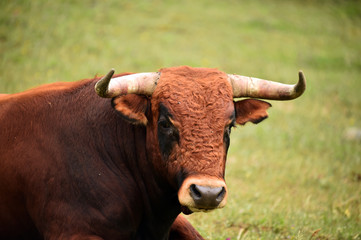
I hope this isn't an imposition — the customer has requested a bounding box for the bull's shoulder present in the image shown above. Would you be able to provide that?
[0,79,99,113]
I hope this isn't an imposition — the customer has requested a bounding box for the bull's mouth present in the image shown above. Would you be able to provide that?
[181,206,193,215]
[180,205,218,215]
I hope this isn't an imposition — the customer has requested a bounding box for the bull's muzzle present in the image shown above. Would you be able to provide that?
[178,176,228,212]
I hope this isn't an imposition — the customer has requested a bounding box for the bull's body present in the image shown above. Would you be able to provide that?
[0,78,200,239]
[0,66,305,239]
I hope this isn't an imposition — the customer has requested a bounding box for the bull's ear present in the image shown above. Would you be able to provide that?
[112,94,150,125]
[234,99,272,125]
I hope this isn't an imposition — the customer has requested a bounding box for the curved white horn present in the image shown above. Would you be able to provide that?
[227,71,306,100]
[95,69,160,98]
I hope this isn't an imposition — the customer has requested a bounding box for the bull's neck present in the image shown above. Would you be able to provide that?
[83,80,179,215]
[68,80,180,238]
[111,116,180,239]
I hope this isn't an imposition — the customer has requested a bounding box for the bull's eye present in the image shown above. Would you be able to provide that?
[158,118,178,139]
[224,126,231,142]
[157,114,179,159]
[225,125,232,136]
[158,119,172,130]
[224,123,234,137]
[224,123,234,152]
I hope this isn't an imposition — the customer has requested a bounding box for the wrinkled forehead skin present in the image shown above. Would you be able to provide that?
[151,66,234,177]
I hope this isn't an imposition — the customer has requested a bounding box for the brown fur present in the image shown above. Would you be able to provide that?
[0,75,203,239]
[169,215,204,240]
[112,66,271,215]
[0,66,271,239]
[151,66,234,179]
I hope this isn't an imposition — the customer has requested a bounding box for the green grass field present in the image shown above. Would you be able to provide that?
[1,0,360,239]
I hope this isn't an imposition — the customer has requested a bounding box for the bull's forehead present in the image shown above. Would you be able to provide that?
[152,66,233,177]
[152,66,234,122]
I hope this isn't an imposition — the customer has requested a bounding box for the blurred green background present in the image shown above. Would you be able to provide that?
[1,0,360,239]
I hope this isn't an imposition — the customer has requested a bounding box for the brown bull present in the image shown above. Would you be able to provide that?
[0,66,305,239]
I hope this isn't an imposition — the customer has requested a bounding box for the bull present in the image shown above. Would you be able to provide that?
[0,66,305,239]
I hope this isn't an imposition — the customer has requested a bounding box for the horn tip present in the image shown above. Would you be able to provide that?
[298,70,306,84]
[296,70,306,96]
[95,69,116,97]
[298,70,305,79]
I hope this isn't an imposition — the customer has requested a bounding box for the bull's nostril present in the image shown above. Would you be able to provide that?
[190,184,202,200]
[216,187,226,202]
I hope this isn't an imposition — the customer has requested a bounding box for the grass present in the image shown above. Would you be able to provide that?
[1,0,360,239]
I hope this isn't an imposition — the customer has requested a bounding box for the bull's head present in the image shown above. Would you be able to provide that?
[95,66,305,213]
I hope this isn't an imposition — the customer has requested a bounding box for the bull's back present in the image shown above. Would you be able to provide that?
[0,80,96,238]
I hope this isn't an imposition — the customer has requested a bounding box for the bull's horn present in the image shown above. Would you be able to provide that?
[95,69,160,98]
[228,71,306,100]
